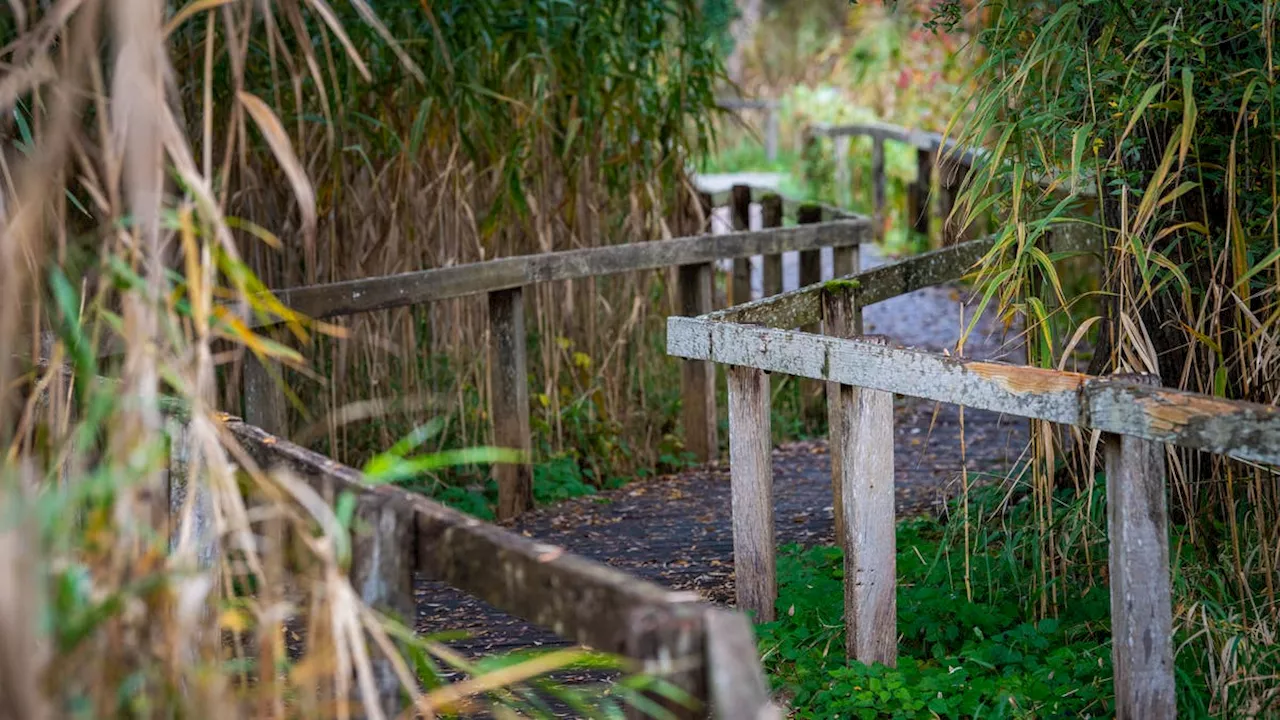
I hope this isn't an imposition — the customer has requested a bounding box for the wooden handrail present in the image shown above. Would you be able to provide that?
[221,415,779,719]
[251,221,867,327]
[664,215,1266,719]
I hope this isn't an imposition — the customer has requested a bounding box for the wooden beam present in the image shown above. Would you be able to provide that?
[707,228,1100,329]
[350,489,416,717]
[727,365,775,622]
[731,185,752,306]
[834,338,895,665]
[796,206,825,425]
[703,188,858,224]
[669,318,1280,466]
[1084,378,1280,471]
[489,287,533,519]
[670,318,1085,425]
[1103,375,1175,720]
[246,222,865,329]
[679,262,718,463]
[704,609,781,720]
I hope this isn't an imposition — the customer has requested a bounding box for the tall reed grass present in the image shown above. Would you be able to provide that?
[1,0,719,715]
[182,1,726,506]
[943,1,1280,712]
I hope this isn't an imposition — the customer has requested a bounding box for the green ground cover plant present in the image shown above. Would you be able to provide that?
[760,484,1223,719]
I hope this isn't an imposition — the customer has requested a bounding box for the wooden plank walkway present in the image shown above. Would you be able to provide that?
[415,272,1029,662]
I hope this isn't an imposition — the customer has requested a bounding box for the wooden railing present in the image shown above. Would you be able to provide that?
[667,223,1280,719]
[804,121,979,248]
[163,412,779,719]
[243,213,869,519]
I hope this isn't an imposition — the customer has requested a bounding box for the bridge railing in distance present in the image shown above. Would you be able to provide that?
[242,208,870,520]
[805,118,1100,250]
[804,121,981,248]
[666,222,1279,720]
[715,97,780,162]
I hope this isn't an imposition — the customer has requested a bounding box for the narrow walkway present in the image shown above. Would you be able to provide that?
[415,201,1028,661]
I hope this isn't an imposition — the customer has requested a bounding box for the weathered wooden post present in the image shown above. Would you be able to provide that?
[761,193,784,297]
[764,104,779,164]
[731,185,752,305]
[872,139,887,243]
[939,154,965,246]
[243,352,288,437]
[797,204,825,423]
[834,335,895,666]
[822,278,863,548]
[909,146,934,247]
[166,417,216,569]
[834,135,852,209]
[489,287,534,519]
[1103,374,1175,720]
[697,190,714,234]
[727,364,775,622]
[679,261,717,464]
[350,490,416,717]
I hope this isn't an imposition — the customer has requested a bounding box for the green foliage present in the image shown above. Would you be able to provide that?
[761,486,1225,718]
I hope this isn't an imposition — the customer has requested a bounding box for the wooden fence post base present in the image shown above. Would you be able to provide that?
[489,287,534,520]
[679,262,717,463]
[1104,374,1175,719]
[835,336,895,666]
[727,365,775,622]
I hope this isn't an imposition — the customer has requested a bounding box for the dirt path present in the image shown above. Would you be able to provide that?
[415,204,1028,664]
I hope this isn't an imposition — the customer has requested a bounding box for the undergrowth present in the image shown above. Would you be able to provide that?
[760,484,1228,719]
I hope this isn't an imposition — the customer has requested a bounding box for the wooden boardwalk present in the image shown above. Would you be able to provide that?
[415,275,1029,659]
